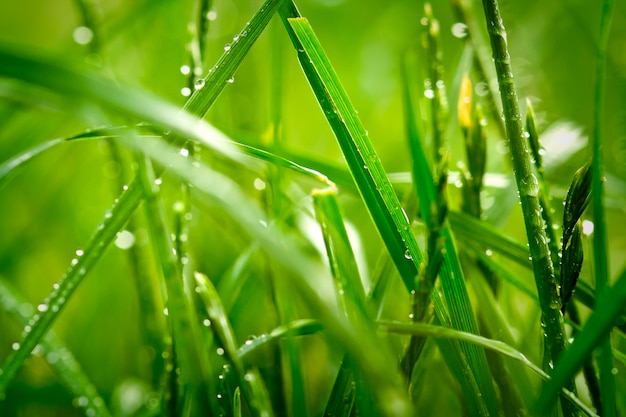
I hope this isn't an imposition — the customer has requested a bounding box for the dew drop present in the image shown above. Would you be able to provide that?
[181,87,192,97]
[180,65,191,75]
[37,304,49,312]
[424,89,435,99]
[194,78,205,90]
[115,230,136,250]
[73,26,93,45]
[227,77,235,84]
[404,250,412,260]
[71,258,79,266]
[223,43,231,52]
[163,307,169,316]
[179,148,190,157]
[451,22,468,38]
[203,319,211,327]
[521,174,539,197]
[11,342,20,351]
[207,10,218,21]
[216,347,225,356]
[253,178,266,190]
[582,220,594,235]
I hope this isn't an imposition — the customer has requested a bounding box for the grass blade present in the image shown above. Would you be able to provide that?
[237,320,323,361]
[0,138,63,190]
[589,0,617,414]
[282,10,422,292]
[0,279,112,417]
[183,0,283,118]
[0,180,143,395]
[479,1,577,413]
[135,153,213,411]
[194,272,275,417]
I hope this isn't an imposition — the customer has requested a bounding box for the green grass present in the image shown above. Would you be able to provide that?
[0,0,625,416]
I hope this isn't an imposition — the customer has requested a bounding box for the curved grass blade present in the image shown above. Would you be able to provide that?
[128,136,414,416]
[69,127,334,187]
[0,279,112,417]
[0,138,64,190]
[237,320,323,361]
[535,266,626,414]
[378,321,598,417]
[194,272,275,417]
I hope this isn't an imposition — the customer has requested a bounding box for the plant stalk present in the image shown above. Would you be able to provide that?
[479,0,577,415]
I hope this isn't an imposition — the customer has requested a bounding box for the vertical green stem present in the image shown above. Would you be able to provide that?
[479,0,576,415]
[591,0,616,415]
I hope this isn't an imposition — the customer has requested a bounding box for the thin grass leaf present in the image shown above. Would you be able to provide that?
[468,266,535,410]
[272,273,308,417]
[0,138,64,190]
[378,320,598,417]
[237,320,323,361]
[233,387,242,417]
[526,100,568,291]
[69,127,334,187]
[429,291,489,417]
[589,0,617,413]
[0,279,112,417]
[0,179,143,394]
[479,2,577,412]
[312,189,368,317]
[135,152,214,411]
[312,189,370,417]
[535,266,626,414]
[402,48,499,415]
[183,0,283,118]
[194,272,275,417]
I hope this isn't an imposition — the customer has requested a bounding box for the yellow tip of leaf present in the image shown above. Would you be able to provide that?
[458,74,472,128]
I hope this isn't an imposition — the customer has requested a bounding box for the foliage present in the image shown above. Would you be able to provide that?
[0,0,625,416]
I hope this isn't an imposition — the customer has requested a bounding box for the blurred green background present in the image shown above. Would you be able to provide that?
[0,0,625,415]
